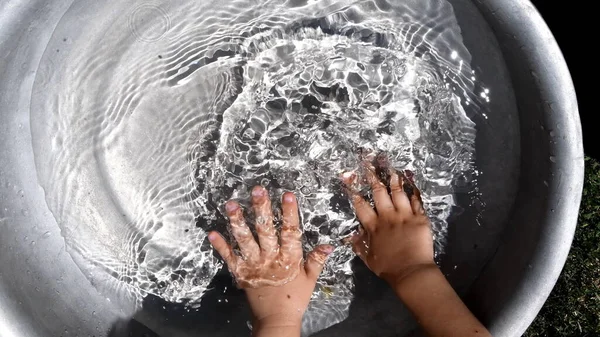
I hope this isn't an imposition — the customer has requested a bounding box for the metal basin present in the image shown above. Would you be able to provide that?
[0,0,582,336]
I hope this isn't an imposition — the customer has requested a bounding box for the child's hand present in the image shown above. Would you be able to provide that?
[343,167,436,286]
[208,186,333,335]
[344,166,492,336]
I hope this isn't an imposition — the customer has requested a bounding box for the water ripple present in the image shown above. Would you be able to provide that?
[31,0,484,334]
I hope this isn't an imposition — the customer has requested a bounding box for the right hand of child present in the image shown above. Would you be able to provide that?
[343,166,436,286]
[344,163,492,337]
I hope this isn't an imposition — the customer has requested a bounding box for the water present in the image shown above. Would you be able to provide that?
[30,0,483,334]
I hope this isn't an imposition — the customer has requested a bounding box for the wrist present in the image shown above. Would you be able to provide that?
[382,262,440,290]
[253,315,302,337]
[254,314,302,329]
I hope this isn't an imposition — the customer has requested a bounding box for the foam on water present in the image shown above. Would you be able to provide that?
[31,0,483,334]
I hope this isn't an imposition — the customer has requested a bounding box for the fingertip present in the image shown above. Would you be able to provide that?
[252,185,267,199]
[208,231,228,250]
[208,231,219,242]
[225,200,239,214]
[341,171,357,185]
[208,231,226,251]
[319,244,334,255]
[282,191,296,204]
[305,244,335,279]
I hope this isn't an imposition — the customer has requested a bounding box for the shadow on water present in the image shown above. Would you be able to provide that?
[312,259,419,337]
[108,258,426,337]
[108,268,253,337]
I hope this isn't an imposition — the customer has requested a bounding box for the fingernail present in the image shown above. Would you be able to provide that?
[225,201,239,213]
[252,186,266,198]
[321,245,334,254]
[208,232,218,242]
[283,192,295,203]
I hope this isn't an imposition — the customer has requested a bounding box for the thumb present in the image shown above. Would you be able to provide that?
[305,244,334,281]
[350,232,369,262]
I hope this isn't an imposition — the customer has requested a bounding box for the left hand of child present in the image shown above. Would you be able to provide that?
[208,186,333,336]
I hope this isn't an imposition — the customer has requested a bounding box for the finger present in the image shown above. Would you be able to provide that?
[389,169,412,213]
[342,172,377,232]
[410,194,425,215]
[280,192,303,261]
[208,231,237,270]
[364,164,394,213]
[305,244,334,281]
[225,200,260,258]
[351,232,369,261]
[251,186,278,254]
[405,176,426,215]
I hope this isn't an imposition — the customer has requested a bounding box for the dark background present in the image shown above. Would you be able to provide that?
[530,1,594,159]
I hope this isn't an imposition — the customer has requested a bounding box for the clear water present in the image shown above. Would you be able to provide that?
[31,0,484,334]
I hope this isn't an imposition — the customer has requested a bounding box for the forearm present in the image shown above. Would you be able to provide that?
[390,265,491,337]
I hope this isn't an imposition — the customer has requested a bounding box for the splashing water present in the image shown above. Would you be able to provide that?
[31,0,482,334]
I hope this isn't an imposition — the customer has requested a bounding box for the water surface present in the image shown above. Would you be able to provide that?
[30,0,485,333]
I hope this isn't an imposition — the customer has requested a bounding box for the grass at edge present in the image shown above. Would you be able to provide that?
[524,156,600,336]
